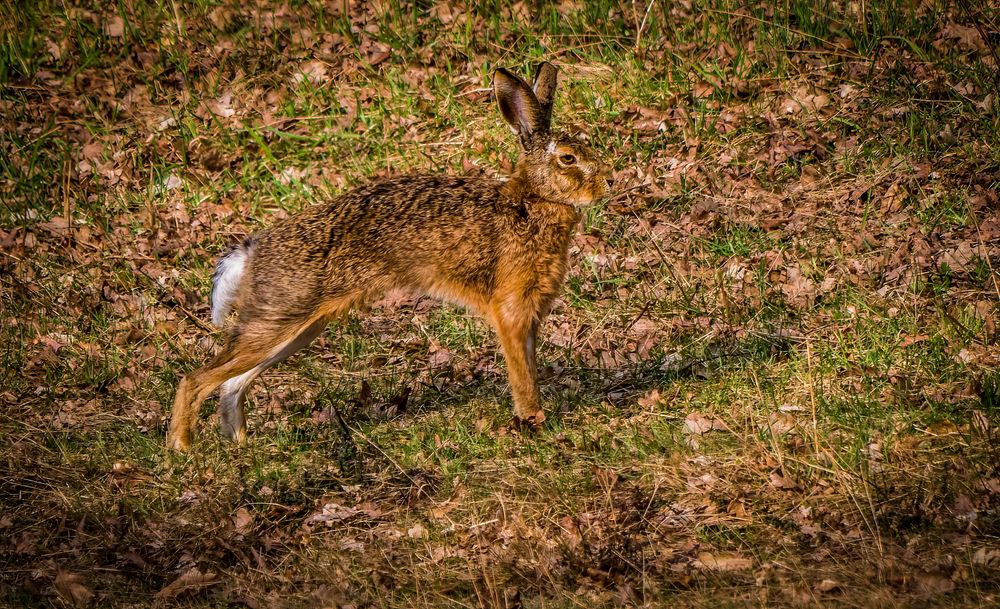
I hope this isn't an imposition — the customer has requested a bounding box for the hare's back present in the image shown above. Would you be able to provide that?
[245,174,510,298]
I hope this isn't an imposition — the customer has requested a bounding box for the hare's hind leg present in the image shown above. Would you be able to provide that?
[167,315,328,451]
[217,317,327,442]
[489,299,545,427]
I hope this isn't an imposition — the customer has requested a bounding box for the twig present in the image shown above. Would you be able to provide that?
[330,398,353,440]
[168,0,183,39]
[936,296,988,346]
[635,0,656,53]
[135,269,216,335]
[326,393,364,480]
[967,199,1000,303]
[622,299,652,335]
[354,431,439,505]
[957,0,1000,93]
[62,156,72,235]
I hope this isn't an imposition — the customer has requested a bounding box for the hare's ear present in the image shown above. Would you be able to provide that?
[531,62,558,130]
[494,68,545,145]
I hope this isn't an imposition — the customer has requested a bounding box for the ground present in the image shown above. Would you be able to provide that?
[2,1,999,607]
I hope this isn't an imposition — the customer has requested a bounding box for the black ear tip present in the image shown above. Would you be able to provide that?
[532,62,559,98]
[494,67,517,82]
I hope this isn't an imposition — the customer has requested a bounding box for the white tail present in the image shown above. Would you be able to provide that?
[210,242,251,326]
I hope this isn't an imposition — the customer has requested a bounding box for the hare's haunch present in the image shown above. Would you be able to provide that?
[167,62,612,451]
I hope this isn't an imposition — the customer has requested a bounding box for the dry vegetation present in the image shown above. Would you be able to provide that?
[2,0,1000,607]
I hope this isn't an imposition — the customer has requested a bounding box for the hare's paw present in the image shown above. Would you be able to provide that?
[512,409,546,431]
[166,429,191,452]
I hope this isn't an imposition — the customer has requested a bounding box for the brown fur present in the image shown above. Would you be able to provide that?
[167,62,611,451]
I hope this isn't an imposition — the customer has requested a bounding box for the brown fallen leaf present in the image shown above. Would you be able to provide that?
[767,412,797,436]
[637,388,665,409]
[938,241,994,274]
[911,571,955,596]
[38,216,73,238]
[407,523,427,539]
[881,179,906,213]
[292,60,327,85]
[815,579,841,593]
[233,507,253,534]
[779,85,830,114]
[103,16,124,37]
[684,411,729,435]
[780,265,817,309]
[54,570,93,607]
[155,567,218,600]
[368,47,391,66]
[696,552,753,571]
[727,498,748,517]
[769,471,798,490]
[305,502,361,527]
[430,2,466,25]
[593,467,618,495]
[973,547,1000,568]
[428,341,452,366]
[938,23,988,53]
[925,420,958,436]
[899,334,929,348]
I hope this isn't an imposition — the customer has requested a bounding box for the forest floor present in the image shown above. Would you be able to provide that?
[2,1,1000,607]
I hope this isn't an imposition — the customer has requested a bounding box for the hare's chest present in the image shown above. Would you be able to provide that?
[500,212,578,292]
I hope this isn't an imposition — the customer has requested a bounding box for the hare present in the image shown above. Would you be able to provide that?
[167,62,612,451]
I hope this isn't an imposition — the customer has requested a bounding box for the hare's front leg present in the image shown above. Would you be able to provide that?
[489,300,545,427]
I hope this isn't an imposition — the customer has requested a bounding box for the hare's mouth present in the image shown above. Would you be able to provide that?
[579,182,610,207]
[565,193,603,209]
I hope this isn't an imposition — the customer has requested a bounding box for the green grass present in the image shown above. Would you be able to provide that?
[3,0,1000,607]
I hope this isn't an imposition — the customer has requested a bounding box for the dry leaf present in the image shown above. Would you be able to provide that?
[938,23,987,52]
[781,86,831,114]
[727,498,747,517]
[880,180,905,213]
[632,106,670,133]
[233,507,253,534]
[973,547,1000,567]
[430,2,466,25]
[637,388,664,409]
[780,265,816,309]
[816,579,841,593]
[103,16,124,37]
[54,570,93,607]
[428,342,452,366]
[341,537,365,552]
[306,502,361,526]
[593,467,618,493]
[208,93,236,118]
[899,334,929,348]
[769,472,798,490]
[155,567,218,600]
[939,242,990,273]
[767,412,797,436]
[684,412,729,435]
[293,60,327,85]
[696,552,753,571]
[912,572,955,596]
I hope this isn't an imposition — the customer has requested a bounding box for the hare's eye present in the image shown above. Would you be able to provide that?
[559,154,577,165]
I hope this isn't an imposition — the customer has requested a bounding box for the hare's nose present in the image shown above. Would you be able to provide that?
[601,166,614,189]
